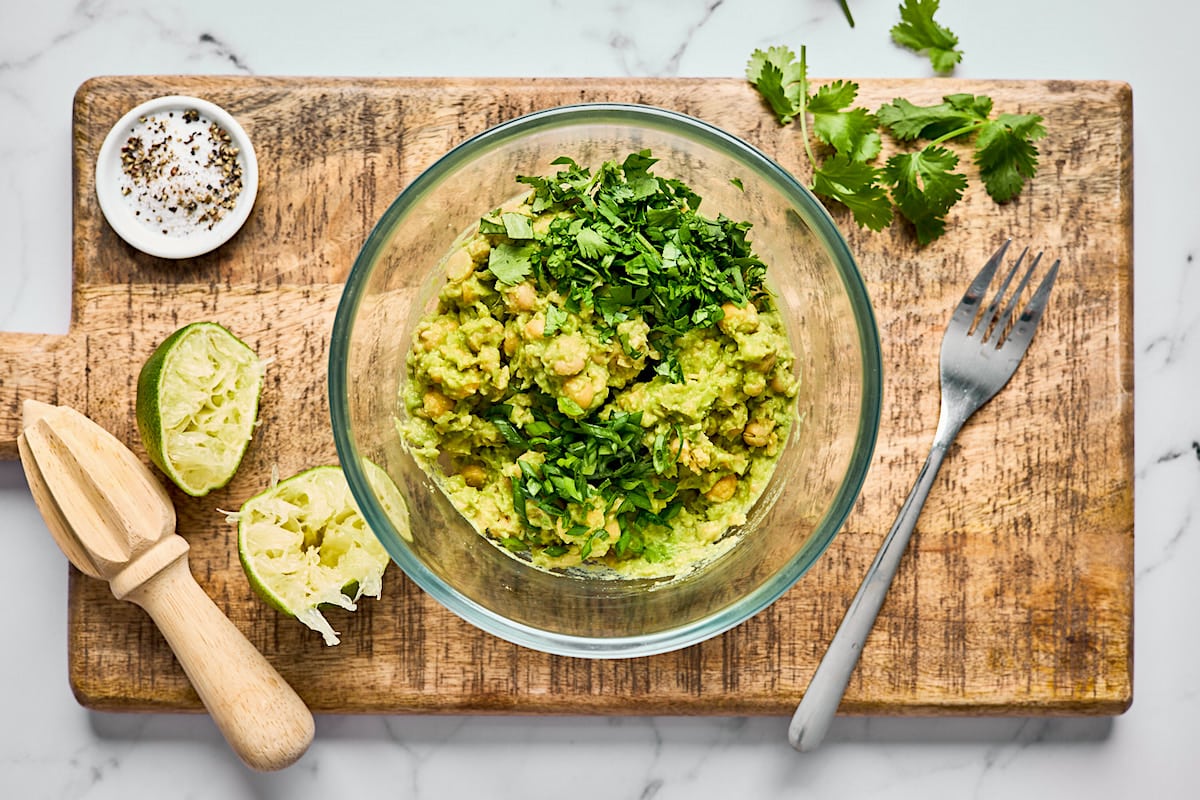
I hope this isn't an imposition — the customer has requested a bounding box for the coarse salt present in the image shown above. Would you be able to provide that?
[118,108,244,238]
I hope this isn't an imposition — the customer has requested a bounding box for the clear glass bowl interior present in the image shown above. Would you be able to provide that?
[329,104,881,658]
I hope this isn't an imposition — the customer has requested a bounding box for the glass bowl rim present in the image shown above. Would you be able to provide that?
[329,102,882,658]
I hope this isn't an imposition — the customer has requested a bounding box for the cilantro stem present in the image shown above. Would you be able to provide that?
[927,121,984,148]
[838,1,855,27]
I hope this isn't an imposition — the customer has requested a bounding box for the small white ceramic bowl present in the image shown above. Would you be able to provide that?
[95,95,258,259]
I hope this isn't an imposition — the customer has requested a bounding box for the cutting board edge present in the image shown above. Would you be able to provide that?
[67,685,1133,718]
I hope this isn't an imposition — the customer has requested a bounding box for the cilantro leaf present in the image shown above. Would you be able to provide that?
[487,242,535,285]
[543,304,569,337]
[974,113,1045,203]
[576,226,610,259]
[882,145,968,245]
[745,46,805,124]
[501,212,534,240]
[478,215,506,235]
[808,81,882,162]
[811,155,893,231]
[891,0,962,73]
[876,94,992,141]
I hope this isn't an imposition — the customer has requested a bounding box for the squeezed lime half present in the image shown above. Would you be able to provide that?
[235,465,401,646]
[136,321,263,496]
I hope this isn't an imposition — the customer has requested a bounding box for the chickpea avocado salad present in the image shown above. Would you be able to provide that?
[400,151,798,579]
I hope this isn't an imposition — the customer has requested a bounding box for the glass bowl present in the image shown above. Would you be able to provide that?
[329,103,881,658]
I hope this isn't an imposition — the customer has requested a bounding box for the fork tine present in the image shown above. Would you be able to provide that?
[1004,257,1061,349]
[948,239,1011,334]
[976,246,1028,342]
[992,251,1043,345]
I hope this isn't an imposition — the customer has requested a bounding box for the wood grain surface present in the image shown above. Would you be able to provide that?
[0,76,1132,715]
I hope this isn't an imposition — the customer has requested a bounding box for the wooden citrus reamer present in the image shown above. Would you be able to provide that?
[17,399,314,771]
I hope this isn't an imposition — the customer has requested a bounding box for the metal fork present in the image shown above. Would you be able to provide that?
[788,239,1060,752]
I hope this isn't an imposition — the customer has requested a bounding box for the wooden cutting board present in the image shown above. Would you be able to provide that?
[0,76,1132,715]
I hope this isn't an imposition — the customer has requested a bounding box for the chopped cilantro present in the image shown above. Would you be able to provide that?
[514,151,768,378]
[543,303,569,337]
[457,152,777,556]
[488,399,681,558]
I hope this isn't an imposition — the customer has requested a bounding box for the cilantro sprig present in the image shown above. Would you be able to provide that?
[877,94,1047,205]
[745,46,1045,245]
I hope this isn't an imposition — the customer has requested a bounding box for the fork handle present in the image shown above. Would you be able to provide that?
[788,427,960,752]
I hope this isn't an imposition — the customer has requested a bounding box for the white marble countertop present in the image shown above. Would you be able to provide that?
[1,0,1193,796]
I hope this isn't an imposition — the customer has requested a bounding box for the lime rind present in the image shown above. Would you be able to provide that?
[137,322,263,496]
[236,465,396,646]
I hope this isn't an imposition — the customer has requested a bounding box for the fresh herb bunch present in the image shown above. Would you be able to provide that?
[487,151,770,380]
[745,45,1045,244]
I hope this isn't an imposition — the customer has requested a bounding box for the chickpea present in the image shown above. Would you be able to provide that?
[503,327,520,357]
[460,464,487,488]
[718,301,759,335]
[510,281,538,312]
[549,334,588,376]
[752,351,777,373]
[553,355,585,376]
[422,390,455,419]
[466,237,491,262]
[770,370,792,394]
[460,280,479,305]
[563,374,595,410]
[742,419,774,448]
[705,474,738,503]
[417,320,450,349]
[525,317,545,339]
[444,377,480,400]
[444,247,475,282]
[674,437,711,472]
[743,373,765,397]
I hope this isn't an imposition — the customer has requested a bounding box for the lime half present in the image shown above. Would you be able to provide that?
[136,321,263,496]
[235,465,400,646]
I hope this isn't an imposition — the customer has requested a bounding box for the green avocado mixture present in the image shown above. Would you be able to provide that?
[400,151,798,579]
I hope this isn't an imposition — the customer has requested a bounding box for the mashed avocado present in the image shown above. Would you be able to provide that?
[401,152,798,579]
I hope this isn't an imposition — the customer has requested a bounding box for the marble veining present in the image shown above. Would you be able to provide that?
[2,0,1197,797]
